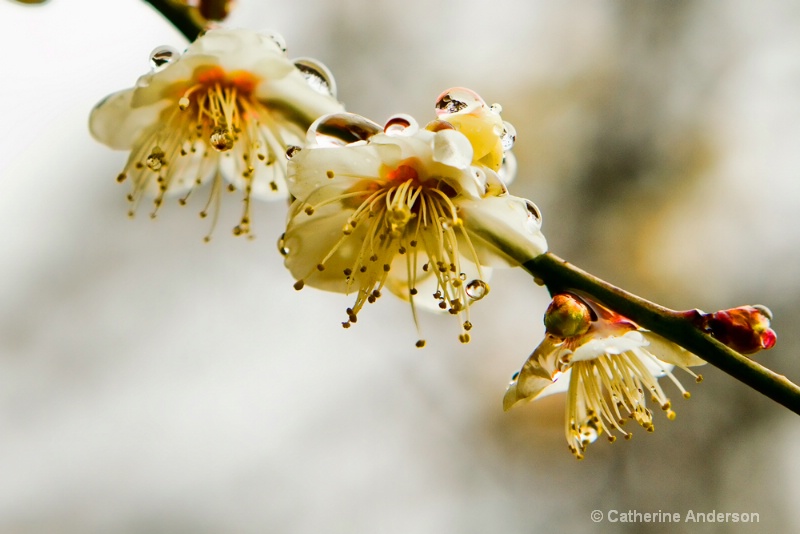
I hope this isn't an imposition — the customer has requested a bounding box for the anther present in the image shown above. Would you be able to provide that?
[293,280,305,290]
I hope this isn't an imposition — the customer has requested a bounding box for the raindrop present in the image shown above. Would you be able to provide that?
[465,279,489,300]
[149,45,180,71]
[285,145,302,159]
[260,30,287,53]
[490,103,503,114]
[500,121,516,151]
[383,114,419,136]
[277,233,290,256]
[434,87,485,116]
[294,58,337,98]
[307,113,382,147]
[210,127,234,152]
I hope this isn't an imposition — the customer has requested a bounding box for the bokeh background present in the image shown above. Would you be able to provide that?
[1,0,799,532]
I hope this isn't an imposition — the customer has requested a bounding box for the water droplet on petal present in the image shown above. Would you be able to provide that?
[524,200,542,230]
[383,114,419,136]
[435,87,485,116]
[490,103,503,114]
[307,113,382,147]
[425,119,456,133]
[149,45,180,71]
[500,121,516,151]
[498,152,517,185]
[285,145,302,159]
[210,127,234,151]
[259,30,287,53]
[579,421,599,445]
[294,58,337,98]
[465,279,489,300]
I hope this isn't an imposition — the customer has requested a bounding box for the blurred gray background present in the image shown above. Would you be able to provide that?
[1,0,799,532]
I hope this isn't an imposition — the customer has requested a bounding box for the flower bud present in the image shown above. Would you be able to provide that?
[544,293,593,339]
[704,305,777,355]
[199,0,234,21]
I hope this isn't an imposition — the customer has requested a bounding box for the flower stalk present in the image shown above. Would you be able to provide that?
[143,0,205,41]
[523,252,800,415]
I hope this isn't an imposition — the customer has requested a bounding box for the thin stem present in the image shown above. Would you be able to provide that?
[143,0,204,42]
[523,252,800,415]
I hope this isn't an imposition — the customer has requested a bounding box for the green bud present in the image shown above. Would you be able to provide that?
[544,293,592,338]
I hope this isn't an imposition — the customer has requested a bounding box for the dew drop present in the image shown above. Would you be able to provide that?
[146,148,165,171]
[285,145,302,159]
[294,58,337,98]
[210,127,234,152]
[277,233,290,256]
[499,152,517,185]
[490,103,503,114]
[465,279,489,300]
[500,121,517,151]
[307,113,382,147]
[524,200,542,228]
[434,87,485,116]
[424,119,456,133]
[383,114,419,136]
[578,422,599,445]
[149,45,180,71]
[259,30,287,53]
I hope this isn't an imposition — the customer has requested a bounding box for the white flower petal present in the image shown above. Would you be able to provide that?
[431,129,474,170]
[571,330,648,362]
[89,90,167,149]
[458,195,548,266]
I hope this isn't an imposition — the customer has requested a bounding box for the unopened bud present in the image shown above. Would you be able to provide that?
[544,293,593,338]
[704,305,777,355]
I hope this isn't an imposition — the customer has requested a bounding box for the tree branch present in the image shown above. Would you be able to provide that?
[523,252,800,415]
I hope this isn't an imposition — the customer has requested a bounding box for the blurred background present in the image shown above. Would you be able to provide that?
[1,0,799,532]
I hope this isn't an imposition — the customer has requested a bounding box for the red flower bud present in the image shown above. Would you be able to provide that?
[704,305,777,355]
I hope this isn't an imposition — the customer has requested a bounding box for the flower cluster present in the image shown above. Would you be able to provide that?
[280,89,547,346]
[88,25,787,459]
[90,28,344,239]
[504,294,706,459]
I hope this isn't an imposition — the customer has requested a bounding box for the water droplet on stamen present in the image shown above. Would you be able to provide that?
[146,148,165,171]
[277,233,290,256]
[285,145,302,159]
[294,58,337,98]
[149,45,180,71]
[178,97,191,110]
[465,280,489,300]
[210,127,234,152]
